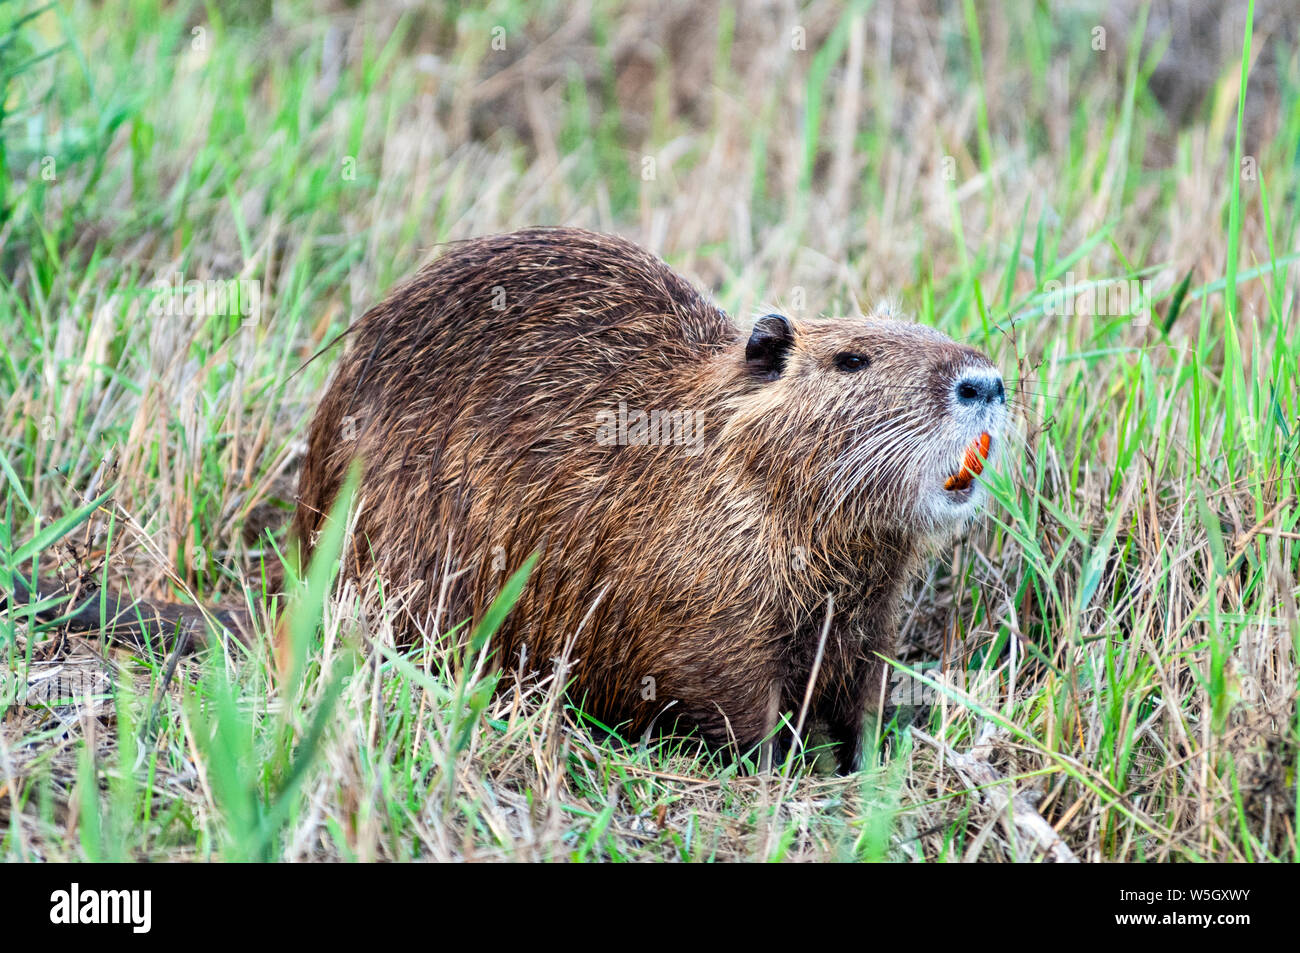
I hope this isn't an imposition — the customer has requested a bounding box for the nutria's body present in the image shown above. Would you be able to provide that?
[289,227,1007,766]
[10,227,1006,769]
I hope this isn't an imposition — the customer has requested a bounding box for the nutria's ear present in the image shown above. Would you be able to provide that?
[746,314,794,381]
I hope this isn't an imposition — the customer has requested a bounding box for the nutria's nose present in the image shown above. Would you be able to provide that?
[955,373,1005,406]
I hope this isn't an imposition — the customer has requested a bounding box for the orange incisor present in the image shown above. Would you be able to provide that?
[944,431,990,492]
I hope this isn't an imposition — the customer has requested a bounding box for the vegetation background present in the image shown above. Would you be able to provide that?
[1,0,1297,862]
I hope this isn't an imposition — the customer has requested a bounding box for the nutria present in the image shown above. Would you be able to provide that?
[10,227,1007,769]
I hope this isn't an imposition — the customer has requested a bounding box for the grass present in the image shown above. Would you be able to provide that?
[1,0,1298,861]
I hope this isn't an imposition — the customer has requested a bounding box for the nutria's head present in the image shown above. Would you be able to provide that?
[726,311,1007,540]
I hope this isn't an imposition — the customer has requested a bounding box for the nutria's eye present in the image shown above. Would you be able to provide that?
[834,353,870,372]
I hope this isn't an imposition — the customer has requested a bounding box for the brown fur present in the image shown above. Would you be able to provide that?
[290,227,999,766]
[10,227,1002,769]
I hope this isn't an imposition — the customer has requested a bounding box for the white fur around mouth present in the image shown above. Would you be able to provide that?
[943,481,977,501]
[935,481,981,514]
[920,471,985,534]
